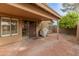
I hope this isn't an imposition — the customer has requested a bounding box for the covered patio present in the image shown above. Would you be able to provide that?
[0,3,60,45]
[0,33,79,56]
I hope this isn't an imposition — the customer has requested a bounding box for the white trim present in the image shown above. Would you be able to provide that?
[1,17,10,20]
[1,34,10,37]
[11,33,18,35]
[11,18,18,20]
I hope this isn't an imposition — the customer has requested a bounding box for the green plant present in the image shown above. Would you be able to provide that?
[59,11,79,29]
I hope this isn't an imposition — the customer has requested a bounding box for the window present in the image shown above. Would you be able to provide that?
[11,19,17,35]
[1,17,11,36]
[0,17,18,37]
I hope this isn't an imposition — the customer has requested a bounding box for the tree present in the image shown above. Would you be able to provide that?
[59,11,79,29]
[61,3,75,12]
[61,3,79,12]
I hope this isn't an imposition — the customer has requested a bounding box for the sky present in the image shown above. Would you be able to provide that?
[48,3,66,16]
[48,3,65,25]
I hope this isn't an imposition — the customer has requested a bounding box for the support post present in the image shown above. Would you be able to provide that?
[76,23,79,40]
[57,20,59,40]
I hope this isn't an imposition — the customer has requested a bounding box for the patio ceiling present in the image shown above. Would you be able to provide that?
[0,3,60,21]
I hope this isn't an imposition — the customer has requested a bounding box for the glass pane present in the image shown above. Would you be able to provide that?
[1,19,10,35]
[11,20,17,34]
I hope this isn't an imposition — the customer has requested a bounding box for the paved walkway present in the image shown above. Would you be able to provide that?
[0,33,79,56]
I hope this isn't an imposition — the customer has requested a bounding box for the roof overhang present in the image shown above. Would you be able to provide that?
[0,3,61,21]
[35,3,61,19]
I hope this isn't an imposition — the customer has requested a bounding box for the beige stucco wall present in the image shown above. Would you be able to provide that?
[36,20,52,37]
[37,21,51,31]
[0,19,22,46]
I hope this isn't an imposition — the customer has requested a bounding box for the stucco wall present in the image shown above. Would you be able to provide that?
[36,21,51,37]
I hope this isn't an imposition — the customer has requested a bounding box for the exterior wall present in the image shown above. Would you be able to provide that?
[0,18,41,46]
[0,18,22,46]
[37,21,51,30]
[36,20,51,37]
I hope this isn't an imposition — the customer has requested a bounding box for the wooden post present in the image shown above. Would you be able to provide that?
[76,23,79,40]
[57,20,59,40]
[36,21,40,38]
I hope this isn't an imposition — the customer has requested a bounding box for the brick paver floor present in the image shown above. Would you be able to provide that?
[0,33,79,56]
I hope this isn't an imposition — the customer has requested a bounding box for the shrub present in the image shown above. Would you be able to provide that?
[59,11,79,29]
